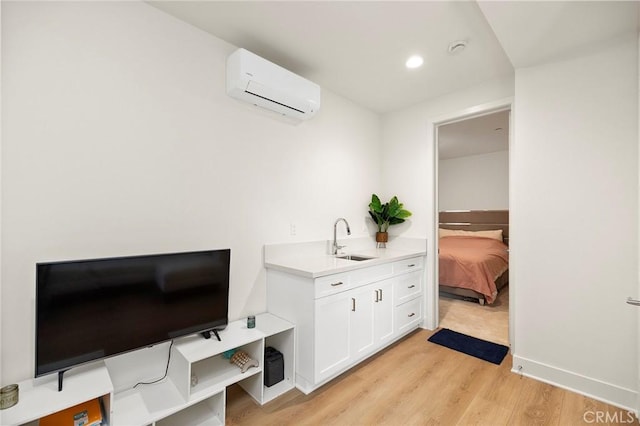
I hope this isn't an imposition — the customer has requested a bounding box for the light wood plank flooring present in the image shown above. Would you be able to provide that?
[439,286,510,346]
[226,329,636,425]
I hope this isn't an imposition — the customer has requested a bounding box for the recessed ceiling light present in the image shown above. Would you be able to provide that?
[405,55,424,69]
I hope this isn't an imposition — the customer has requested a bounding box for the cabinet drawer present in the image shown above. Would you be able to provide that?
[394,271,422,306]
[393,257,423,274]
[314,263,393,298]
[350,263,393,286]
[395,298,422,335]
[315,272,351,298]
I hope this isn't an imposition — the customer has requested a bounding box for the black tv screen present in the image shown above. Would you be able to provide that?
[35,249,230,377]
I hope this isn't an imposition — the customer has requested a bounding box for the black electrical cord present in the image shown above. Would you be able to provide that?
[133,340,174,388]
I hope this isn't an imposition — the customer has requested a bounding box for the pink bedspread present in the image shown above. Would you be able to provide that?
[438,236,509,304]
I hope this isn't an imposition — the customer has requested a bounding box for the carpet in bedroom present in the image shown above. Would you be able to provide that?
[438,285,509,346]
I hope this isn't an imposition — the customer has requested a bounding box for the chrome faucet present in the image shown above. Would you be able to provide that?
[332,218,351,255]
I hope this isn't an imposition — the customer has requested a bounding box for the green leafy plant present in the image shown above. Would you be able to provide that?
[368,194,412,232]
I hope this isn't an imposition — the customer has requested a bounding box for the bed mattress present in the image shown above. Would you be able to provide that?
[438,236,509,304]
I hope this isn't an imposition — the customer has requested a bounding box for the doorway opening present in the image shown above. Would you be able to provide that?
[434,107,511,346]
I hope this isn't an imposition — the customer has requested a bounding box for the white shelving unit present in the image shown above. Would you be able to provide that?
[1,313,295,426]
[0,362,113,426]
[155,394,225,426]
[239,313,295,404]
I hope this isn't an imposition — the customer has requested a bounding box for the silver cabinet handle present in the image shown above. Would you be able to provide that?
[331,281,344,287]
[407,264,415,268]
[408,312,415,317]
[351,298,356,311]
[627,297,640,306]
[379,289,383,301]
[374,289,380,302]
[408,285,416,289]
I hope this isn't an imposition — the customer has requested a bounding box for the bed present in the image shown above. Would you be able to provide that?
[438,210,509,305]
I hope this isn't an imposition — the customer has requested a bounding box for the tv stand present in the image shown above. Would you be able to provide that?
[0,314,294,426]
[57,369,68,392]
[200,329,221,341]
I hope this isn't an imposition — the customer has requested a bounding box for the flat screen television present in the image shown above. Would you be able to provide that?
[35,249,230,380]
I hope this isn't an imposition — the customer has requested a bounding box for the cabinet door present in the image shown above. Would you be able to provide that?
[350,285,375,360]
[315,292,352,382]
[374,280,395,346]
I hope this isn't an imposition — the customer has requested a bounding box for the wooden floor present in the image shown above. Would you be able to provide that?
[226,329,637,425]
[439,286,510,346]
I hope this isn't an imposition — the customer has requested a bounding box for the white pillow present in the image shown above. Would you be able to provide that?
[439,228,503,241]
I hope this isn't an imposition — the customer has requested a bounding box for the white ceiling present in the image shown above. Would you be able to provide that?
[148,1,638,158]
[148,1,514,113]
[438,110,509,160]
[477,0,639,68]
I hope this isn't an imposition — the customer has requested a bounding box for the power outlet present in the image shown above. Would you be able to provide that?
[290,223,297,236]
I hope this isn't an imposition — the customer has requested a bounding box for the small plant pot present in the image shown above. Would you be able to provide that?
[375,232,388,248]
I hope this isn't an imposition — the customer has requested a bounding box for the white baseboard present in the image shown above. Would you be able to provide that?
[512,354,637,415]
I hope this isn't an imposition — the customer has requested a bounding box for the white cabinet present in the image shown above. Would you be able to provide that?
[267,255,424,394]
[1,313,294,426]
[395,297,422,335]
[314,278,395,384]
[349,283,376,360]
[373,279,395,348]
[315,291,353,381]
[393,271,423,335]
[395,271,422,305]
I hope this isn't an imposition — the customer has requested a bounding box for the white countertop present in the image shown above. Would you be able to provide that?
[264,238,427,278]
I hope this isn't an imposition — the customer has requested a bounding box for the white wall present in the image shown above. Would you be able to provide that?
[383,33,639,410]
[1,1,381,384]
[512,34,638,409]
[439,150,509,211]
[381,77,515,238]
[380,76,515,329]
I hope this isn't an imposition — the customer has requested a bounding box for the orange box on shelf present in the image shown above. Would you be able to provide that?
[39,397,103,426]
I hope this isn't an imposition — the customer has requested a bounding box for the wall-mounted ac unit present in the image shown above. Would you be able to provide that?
[226,48,321,121]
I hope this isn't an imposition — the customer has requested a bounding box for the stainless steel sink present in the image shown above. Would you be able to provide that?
[336,254,376,261]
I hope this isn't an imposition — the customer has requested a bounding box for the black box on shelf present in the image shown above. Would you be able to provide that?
[264,346,284,387]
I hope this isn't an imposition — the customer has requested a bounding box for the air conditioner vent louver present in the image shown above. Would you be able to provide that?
[245,90,306,114]
[226,48,320,120]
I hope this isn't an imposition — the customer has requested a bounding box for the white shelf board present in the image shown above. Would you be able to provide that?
[156,397,223,426]
[255,313,295,335]
[111,376,186,426]
[190,357,261,400]
[0,362,112,426]
[111,390,152,426]
[263,378,295,404]
[174,321,264,364]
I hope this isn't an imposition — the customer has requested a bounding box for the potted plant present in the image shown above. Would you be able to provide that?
[368,194,412,247]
